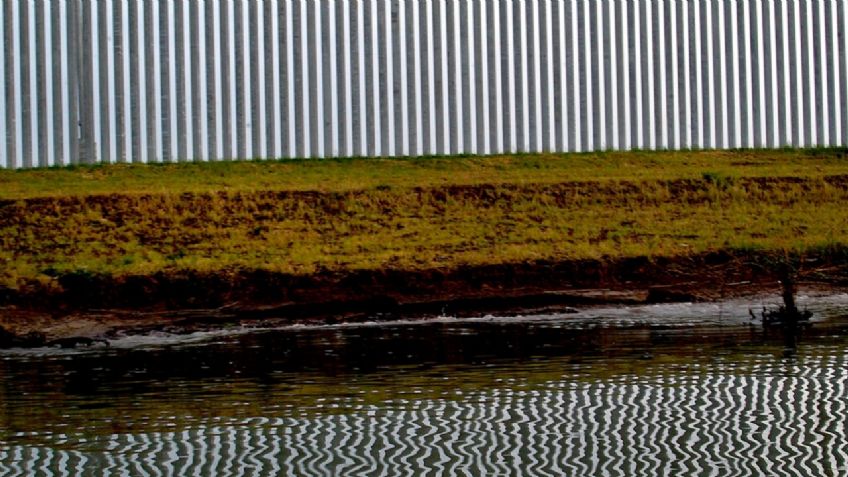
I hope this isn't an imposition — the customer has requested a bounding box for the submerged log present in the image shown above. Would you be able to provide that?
[755,269,813,328]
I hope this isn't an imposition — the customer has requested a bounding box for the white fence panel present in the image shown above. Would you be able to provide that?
[1,0,847,168]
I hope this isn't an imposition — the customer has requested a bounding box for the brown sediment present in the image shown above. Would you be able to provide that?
[1,249,846,345]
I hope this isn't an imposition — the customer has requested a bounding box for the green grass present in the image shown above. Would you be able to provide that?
[1,149,847,291]
[1,148,846,199]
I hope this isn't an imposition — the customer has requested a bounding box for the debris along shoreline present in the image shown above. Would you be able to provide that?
[1,249,847,348]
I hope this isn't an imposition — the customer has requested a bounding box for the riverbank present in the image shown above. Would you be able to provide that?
[1,149,847,342]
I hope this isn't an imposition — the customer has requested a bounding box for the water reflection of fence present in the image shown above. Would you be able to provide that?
[1,352,846,476]
[1,1,847,168]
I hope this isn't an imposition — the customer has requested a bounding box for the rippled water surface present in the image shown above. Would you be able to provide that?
[2,294,848,476]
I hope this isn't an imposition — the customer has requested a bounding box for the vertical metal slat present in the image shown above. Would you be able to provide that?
[4,0,848,169]
[0,5,6,168]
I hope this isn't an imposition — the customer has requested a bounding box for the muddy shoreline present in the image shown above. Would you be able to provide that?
[1,250,846,346]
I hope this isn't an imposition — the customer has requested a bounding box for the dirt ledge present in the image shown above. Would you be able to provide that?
[1,249,847,344]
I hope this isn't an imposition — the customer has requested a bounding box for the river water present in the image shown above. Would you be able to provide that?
[1,294,847,476]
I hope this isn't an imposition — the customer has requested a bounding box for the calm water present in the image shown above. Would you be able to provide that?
[1,294,848,476]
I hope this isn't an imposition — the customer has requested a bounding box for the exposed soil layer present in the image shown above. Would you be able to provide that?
[3,157,847,345]
[1,249,846,345]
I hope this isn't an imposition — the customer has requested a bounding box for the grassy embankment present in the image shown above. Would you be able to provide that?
[1,149,847,306]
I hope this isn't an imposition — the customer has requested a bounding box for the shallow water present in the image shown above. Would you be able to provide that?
[1,294,848,476]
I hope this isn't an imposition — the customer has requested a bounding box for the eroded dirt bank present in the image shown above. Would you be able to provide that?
[1,249,846,345]
[3,152,847,346]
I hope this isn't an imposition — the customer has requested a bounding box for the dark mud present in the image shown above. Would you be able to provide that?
[1,249,846,346]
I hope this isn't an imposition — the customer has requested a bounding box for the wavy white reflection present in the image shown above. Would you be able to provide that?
[1,350,847,476]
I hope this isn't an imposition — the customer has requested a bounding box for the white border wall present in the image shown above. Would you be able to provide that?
[2,0,847,168]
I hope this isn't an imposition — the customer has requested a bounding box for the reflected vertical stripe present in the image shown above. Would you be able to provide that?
[3,351,848,475]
